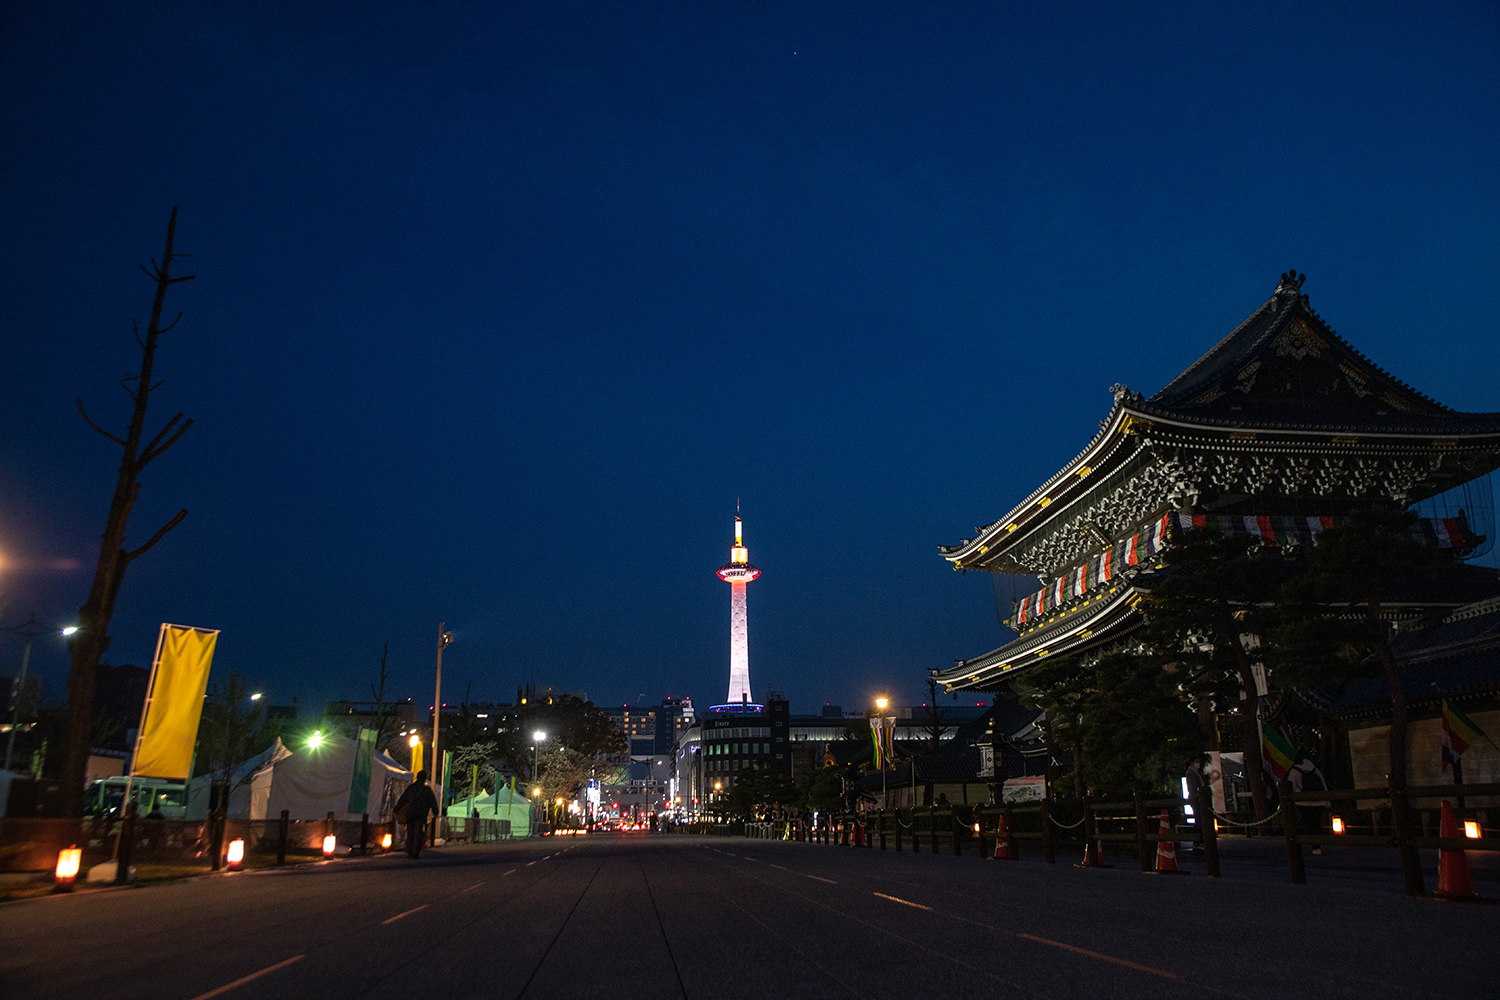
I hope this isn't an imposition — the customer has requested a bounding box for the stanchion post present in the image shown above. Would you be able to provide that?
[1081,794,1100,867]
[1389,773,1425,897]
[1198,785,1220,878]
[114,803,137,885]
[1135,791,1151,872]
[277,809,289,865]
[929,807,939,854]
[1279,779,1305,885]
[360,813,370,855]
[1041,795,1055,864]
[951,807,962,857]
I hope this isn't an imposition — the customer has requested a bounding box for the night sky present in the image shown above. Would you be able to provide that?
[2,4,1497,720]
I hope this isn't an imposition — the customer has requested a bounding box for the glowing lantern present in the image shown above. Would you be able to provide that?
[54,845,82,891]
[1464,819,1481,840]
[226,838,245,871]
[1330,815,1345,835]
[381,831,393,850]
[322,834,336,857]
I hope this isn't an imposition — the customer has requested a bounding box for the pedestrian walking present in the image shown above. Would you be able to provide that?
[394,770,440,859]
[1182,757,1206,853]
[1289,755,1330,854]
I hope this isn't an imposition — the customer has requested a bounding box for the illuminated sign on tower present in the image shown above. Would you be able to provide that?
[714,506,762,713]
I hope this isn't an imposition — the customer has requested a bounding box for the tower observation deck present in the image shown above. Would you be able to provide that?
[713,511,762,714]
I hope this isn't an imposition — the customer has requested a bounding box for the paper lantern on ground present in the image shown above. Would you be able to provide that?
[1330,816,1345,835]
[226,838,245,871]
[54,846,82,891]
[381,831,393,850]
[323,835,336,857]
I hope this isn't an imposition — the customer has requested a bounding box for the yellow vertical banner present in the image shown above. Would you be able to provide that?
[131,624,219,780]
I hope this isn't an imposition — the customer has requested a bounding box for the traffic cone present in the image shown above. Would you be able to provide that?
[1077,819,1108,868]
[1434,800,1480,900]
[992,815,1015,860]
[1153,809,1184,873]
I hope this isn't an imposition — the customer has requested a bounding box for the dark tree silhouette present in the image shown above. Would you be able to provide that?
[62,208,197,816]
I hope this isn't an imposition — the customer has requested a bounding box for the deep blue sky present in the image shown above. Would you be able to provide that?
[2,3,1497,719]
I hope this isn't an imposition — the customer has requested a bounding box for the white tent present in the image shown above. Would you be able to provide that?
[248,733,412,822]
[186,739,292,819]
[446,783,532,837]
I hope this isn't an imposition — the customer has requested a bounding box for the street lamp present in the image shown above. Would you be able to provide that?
[3,616,76,772]
[872,695,895,807]
[531,730,547,790]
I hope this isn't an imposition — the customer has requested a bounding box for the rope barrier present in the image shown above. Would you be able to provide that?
[1048,813,1086,830]
[1209,805,1282,827]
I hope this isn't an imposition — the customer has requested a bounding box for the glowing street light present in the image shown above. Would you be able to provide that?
[249,692,262,701]
[61,626,78,636]
[306,730,324,749]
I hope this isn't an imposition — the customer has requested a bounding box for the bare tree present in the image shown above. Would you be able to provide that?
[366,643,400,752]
[920,677,950,752]
[61,208,197,816]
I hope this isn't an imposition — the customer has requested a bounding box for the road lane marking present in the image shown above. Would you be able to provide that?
[873,892,931,911]
[462,882,485,892]
[769,863,791,871]
[806,875,837,884]
[543,855,552,860]
[188,955,304,1000]
[503,869,517,875]
[742,857,757,862]
[381,904,429,925]
[1017,933,1180,980]
[527,861,536,866]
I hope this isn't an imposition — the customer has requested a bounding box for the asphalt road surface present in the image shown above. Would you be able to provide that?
[3,833,1493,1000]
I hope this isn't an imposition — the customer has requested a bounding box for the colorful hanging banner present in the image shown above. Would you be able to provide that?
[348,727,376,814]
[1261,724,1297,781]
[131,624,219,780]
[1441,699,1487,773]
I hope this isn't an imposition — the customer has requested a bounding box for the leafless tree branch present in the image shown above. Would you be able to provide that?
[125,509,187,562]
[158,312,184,334]
[138,415,193,468]
[75,398,126,446]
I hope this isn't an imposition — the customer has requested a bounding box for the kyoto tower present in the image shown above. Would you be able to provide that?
[715,507,762,711]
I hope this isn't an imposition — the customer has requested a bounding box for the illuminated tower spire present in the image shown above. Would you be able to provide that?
[716,505,761,709]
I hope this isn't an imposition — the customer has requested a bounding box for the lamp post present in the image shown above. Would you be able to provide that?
[3,617,77,772]
[531,732,547,831]
[431,623,453,808]
[873,695,894,807]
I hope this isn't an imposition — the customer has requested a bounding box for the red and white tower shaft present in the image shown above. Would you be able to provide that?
[716,513,761,706]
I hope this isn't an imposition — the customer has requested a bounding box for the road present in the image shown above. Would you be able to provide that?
[2,833,1493,1000]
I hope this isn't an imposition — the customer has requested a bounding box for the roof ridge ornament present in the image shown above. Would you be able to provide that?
[1109,383,1139,404]
[1275,269,1307,297]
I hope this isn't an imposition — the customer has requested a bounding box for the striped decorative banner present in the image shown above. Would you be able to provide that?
[1008,512,1478,628]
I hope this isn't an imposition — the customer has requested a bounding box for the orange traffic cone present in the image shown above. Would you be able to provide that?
[1434,800,1481,900]
[1153,809,1185,873]
[1077,819,1108,868]
[993,815,1015,860]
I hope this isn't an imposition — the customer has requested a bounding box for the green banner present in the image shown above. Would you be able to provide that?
[348,728,375,814]
[441,749,453,804]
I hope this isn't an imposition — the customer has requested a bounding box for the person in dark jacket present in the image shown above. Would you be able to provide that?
[395,770,440,858]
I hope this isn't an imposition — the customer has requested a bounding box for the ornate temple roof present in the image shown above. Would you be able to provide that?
[933,272,1500,693]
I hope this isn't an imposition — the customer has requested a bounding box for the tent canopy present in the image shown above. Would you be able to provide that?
[445,783,532,836]
[249,733,411,822]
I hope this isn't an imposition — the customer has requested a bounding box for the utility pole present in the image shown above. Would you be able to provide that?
[432,623,453,818]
